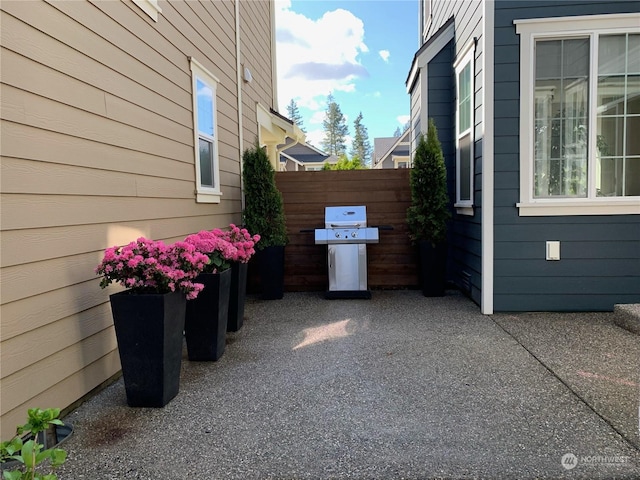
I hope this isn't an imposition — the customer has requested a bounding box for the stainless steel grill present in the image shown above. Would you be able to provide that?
[314,206,379,299]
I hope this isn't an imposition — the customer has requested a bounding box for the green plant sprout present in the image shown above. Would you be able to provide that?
[0,408,67,480]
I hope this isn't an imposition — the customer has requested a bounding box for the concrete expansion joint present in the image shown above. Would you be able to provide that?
[490,318,640,454]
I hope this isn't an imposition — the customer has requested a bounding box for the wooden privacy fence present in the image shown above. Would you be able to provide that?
[274,169,418,292]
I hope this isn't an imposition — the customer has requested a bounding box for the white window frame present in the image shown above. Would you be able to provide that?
[132,0,162,22]
[515,13,640,216]
[454,42,475,216]
[190,57,222,204]
[392,155,410,169]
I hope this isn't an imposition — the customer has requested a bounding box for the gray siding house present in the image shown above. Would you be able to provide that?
[373,129,410,169]
[279,140,338,171]
[407,0,639,314]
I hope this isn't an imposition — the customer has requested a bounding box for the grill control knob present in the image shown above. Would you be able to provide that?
[335,232,340,238]
[351,231,357,238]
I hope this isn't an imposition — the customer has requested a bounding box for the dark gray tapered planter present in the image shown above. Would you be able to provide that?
[185,269,231,361]
[255,245,285,300]
[419,240,447,297]
[227,262,248,332]
[109,290,186,407]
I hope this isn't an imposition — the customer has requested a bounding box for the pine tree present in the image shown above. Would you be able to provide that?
[286,99,306,133]
[350,112,372,167]
[321,93,349,156]
[393,126,402,137]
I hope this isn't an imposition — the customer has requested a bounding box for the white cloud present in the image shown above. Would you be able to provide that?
[309,111,325,125]
[304,129,325,149]
[378,50,390,62]
[275,3,369,112]
[397,115,410,126]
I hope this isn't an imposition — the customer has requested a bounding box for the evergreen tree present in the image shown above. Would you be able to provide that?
[350,112,372,167]
[393,126,402,137]
[321,93,349,156]
[286,98,306,133]
[406,119,450,246]
[242,143,287,249]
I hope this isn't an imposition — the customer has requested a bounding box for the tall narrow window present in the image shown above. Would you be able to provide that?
[455,46,474,213]
[190,58,221,203]
[534,38,589,198]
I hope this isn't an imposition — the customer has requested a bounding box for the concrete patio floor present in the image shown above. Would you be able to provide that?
[56,290,639,479]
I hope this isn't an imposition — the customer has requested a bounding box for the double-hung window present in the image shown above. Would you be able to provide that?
[190,58,222,203]
[516,14,640,215]
[454,44,475,215]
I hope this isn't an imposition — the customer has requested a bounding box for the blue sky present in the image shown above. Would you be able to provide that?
[275,0,419,151]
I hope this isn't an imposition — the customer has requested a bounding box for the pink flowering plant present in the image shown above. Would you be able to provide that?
[184,229,238,273]
[95,237,209,300]
[220,224,260,263]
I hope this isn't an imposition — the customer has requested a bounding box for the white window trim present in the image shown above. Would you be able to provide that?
[132,0,162,22]
[454,42,475,215]
[515,13,640,216]
[392,155,410,169]
[190,57,222,204]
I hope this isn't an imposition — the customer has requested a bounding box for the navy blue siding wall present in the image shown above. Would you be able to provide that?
[428,41,482,303]
[493,0,640,311]
[427,42,456,290]
[427,0,484,305]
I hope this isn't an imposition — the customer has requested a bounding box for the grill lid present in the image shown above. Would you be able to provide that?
[324,206,367,228]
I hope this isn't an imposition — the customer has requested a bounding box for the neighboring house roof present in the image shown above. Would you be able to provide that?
[279,141,337,170]
[373,129,410,169]
[373,137,398,164]
[257,105,305,169]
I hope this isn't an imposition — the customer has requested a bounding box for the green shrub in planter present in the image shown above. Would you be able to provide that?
[406,119,451,296]
[242,142,287,299]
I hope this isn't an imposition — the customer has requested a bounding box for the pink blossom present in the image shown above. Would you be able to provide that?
[184,229,241,273]
[218,224,260,263]
[95,236,207,299]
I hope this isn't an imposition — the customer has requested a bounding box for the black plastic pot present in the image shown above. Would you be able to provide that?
[185,269,231,361]
[227,262,248,332]
[109,290,186,407]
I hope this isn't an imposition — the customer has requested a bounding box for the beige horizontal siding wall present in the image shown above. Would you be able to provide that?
[239,0,275,149]
[0,0,272,438]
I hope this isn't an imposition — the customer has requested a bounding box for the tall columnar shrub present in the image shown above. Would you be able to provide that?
[242,143,288,249]
[406,119,451,246]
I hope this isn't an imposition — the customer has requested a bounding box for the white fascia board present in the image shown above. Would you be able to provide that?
[481,0,495,315]
[406,20,455,93]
